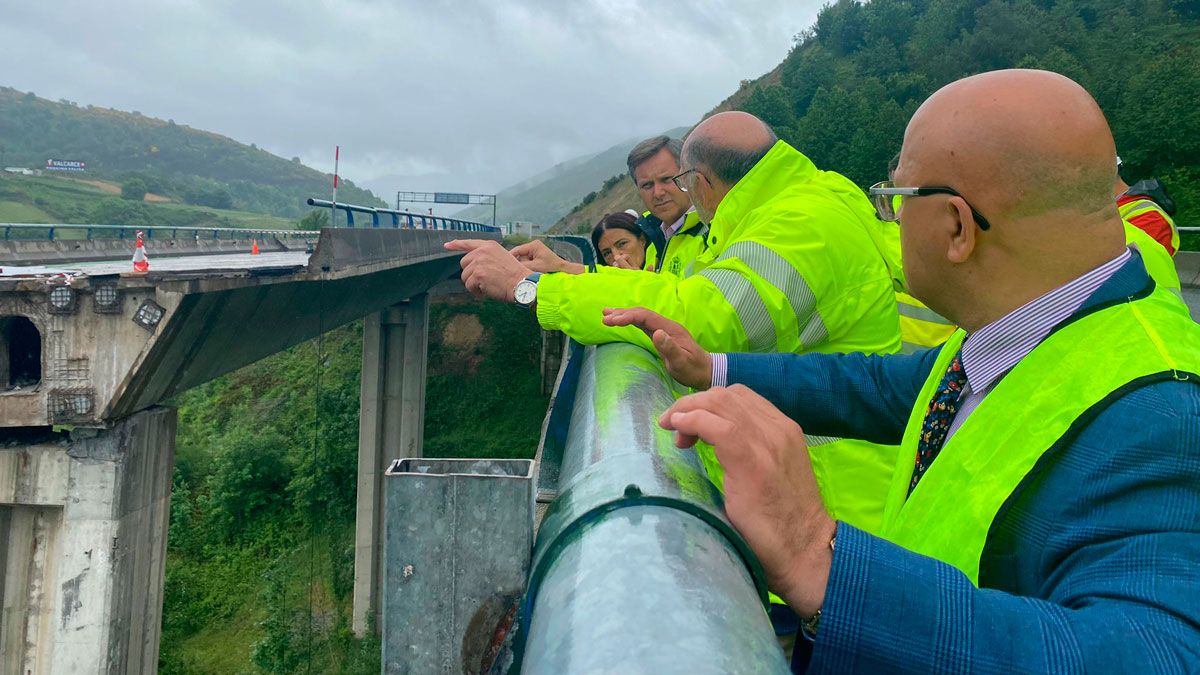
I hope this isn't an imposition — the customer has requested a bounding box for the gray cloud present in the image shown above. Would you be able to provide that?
[0,0,822,202]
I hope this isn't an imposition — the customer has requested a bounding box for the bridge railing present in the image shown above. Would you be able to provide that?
[306,198,499,232]
[517,341,787,672]
[0,222,316,241]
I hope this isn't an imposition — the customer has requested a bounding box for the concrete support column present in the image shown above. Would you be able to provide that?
[353,294,429,637]
[0,406,175,674]
[540,330,566,396]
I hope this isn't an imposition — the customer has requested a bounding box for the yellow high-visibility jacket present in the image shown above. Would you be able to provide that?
[538,141,903,540]
[644,211,709,278]
[535,140,901,358]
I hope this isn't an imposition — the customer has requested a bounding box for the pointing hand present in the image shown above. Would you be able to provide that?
[445,239,532,303]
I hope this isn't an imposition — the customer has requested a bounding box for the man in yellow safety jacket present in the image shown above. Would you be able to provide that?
[644,69,1200,671]
[624,135,710,278]
[448,111,903,536]
[510,135,710,278]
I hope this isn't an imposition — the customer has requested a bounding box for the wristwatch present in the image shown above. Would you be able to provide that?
[514,272,541,308]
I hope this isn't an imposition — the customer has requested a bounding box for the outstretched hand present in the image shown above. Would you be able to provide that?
[659,385,835,617]
[445,239,532,303]
[510,240,586,275]
[603,307,711,390]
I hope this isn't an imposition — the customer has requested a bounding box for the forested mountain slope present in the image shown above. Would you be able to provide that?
[555,0,1200,246]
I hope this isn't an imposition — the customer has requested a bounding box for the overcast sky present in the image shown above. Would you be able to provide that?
[0,0,823,199]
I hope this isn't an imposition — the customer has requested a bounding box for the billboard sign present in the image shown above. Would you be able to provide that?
[46,159,86,172]
[434,192,470,205]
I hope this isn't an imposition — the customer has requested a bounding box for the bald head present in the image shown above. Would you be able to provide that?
[896,69,1127,331]
[902,69,1117,224]
[682,111,778,187]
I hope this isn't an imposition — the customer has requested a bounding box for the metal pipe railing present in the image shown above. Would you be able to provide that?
[305,198,499,232]
[519,343,789,674]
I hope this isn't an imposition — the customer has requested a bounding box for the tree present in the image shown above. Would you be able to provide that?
[298,209,329,231]
[740,85,796,131]
[91,198,151,226]
[121,177,147,201]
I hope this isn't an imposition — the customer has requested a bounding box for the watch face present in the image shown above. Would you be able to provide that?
[514,279,537,305]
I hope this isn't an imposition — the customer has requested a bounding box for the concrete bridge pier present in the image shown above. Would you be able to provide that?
[0,407,175,674]
[353,295,429,637]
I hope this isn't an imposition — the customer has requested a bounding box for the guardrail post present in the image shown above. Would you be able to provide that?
[382,458,534,673]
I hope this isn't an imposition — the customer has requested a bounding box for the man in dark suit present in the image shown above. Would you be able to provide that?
[605,69,1200,672]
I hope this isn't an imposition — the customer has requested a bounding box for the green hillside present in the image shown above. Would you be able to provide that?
[556,0,1200,251]
[0,87,384,219]
[456,126,688,227]
[0,172,294,230]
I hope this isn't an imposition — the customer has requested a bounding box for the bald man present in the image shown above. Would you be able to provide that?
[447,113,904,538]
[616,70,1200,671]
[445,111,900,360]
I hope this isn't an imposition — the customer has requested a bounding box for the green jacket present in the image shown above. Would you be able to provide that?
[536,140,901,357]
[643,211,709,278]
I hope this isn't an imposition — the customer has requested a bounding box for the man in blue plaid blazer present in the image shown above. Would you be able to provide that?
[606,69,1200,672]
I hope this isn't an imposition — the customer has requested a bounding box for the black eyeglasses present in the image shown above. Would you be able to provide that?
[868,180,992,231]
[671,168,699,193]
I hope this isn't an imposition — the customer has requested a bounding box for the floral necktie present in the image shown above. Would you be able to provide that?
[909,350,967,496]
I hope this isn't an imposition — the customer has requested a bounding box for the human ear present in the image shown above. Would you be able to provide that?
[945,197,977,264]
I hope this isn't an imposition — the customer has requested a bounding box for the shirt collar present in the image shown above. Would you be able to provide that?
[662,206,694,239]
[960,247,1131,394]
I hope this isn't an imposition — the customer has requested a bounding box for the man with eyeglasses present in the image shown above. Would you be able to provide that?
[508,136,710,278]
[448,110,903,531]
[624,135,709,277]
[609,69,1200,672]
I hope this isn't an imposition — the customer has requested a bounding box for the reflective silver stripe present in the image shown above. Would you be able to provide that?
[897,300,951,325]
[806,434,840,447]
[1119,199,1165,219]
[900,341,925,354]
[698,268,776,351]
[798,314,829,348]
[717,241,828,348]
[683,261,696,278]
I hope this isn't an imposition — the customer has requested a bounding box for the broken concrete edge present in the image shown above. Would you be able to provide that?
[0,235,310,267]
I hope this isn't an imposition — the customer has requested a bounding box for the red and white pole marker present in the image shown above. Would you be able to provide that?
[132,230,150,272]
[331,145,339,227]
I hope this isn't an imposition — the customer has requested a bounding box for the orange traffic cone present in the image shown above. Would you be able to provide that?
[251,239,260,255]
[132,231,150,272]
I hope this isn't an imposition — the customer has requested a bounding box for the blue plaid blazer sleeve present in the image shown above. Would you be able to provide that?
[808,379,1200,673]
[725,347,942,445]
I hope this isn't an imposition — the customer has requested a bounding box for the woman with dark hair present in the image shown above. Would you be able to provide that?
[591,211,648,270]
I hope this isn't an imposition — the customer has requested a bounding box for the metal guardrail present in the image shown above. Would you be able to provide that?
[307,198,499,232]
[544,234,596,269]
[519,342,788,674]
[0,222,316,241]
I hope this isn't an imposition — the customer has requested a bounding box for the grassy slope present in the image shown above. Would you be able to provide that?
[160,298,547,673]
[0,172,294,229]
